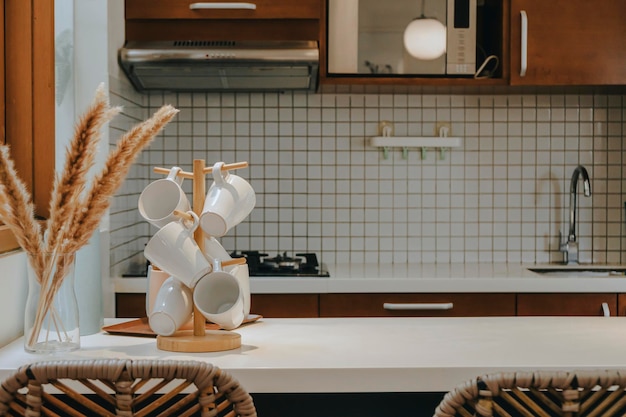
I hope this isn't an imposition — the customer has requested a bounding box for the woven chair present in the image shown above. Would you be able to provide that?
[433,369,626,417]
[0,359,257,417]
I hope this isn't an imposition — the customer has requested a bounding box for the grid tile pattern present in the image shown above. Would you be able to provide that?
[108,77,625,274]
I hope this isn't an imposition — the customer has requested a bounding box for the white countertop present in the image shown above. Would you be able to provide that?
[114,263,626,294]
[2,317,626,393]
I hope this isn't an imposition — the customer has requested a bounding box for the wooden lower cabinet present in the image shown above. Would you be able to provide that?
[116,292,623,318]
[116,293,320,318]
[250,294,319,318]
[618,294,626,316]
[115,293,147,318]
[319,293,516,317]
[517,293,617,316]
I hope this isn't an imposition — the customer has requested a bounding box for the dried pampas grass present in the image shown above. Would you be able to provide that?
[0,147,44,273]
[0,83,179,346]
[45,85,121,256]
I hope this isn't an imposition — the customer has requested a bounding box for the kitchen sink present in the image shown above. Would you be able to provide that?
[527,265,626,277]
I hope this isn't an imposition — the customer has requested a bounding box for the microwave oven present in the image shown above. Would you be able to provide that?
[446,0,477,74]
[327,0,477,76]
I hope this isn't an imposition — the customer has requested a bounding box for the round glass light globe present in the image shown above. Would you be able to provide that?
[403,18,447,60]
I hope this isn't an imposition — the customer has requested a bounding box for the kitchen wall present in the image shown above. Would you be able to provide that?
[109,75,626,275]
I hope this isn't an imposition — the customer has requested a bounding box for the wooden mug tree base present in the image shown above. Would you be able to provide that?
[157,330,241,353]
[151,159,249,353]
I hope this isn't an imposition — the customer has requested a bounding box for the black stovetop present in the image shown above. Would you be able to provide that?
[230,251,330,277]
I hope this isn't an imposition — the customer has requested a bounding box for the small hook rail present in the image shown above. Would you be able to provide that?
[370,122,462,160]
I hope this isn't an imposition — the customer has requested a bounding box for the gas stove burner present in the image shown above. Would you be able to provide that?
[231,251,329,277]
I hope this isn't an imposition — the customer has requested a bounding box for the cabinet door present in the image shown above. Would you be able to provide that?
[320,293,516,317]
[126,0,322,20]
[517,293,617,316]
[510,0,626,85]
[125,0,322,42]
[250,294,319,318]
[615,294,626,316]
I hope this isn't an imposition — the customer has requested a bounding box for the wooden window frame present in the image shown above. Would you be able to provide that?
[0,0,55,254]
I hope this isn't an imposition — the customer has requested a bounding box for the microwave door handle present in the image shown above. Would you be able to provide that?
[520,10,528,77]
[189,2,257,10]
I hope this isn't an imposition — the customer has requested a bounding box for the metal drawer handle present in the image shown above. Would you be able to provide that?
[520,10,528,77]
[383,302,454,311]
[189,2,257,10]
[602,302,610,317]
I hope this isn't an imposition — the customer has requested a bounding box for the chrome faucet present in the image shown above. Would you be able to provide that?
[560,165,591,264]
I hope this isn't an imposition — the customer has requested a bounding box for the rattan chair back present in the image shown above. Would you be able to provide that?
[0,359,257,417]
[434,370,626,417]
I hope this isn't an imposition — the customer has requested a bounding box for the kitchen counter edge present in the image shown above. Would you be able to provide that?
[112,263,626,294]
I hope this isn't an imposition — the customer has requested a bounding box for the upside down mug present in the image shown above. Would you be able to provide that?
[199,161,256,237]
[138,166,190,229]
[143,211,211,289]
[148,276,193,336]
[145,265,171,317]
[227,263,250,317]
[193,259,245,330]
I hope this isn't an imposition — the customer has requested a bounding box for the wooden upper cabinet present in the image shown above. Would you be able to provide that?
[124,0,322,42]
[509,0,626,85]
[125,0,322,20]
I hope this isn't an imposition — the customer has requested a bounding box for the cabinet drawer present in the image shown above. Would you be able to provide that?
[320,293,515,317]
[517,293,617,316]
[126,0,322,20]
[251,294,319,318]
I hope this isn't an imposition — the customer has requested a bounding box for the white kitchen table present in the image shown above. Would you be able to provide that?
[1,316,626,394]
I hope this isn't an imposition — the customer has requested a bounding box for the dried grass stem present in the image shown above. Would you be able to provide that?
[0,84,179,347]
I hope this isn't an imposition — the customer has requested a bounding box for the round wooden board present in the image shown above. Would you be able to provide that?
[156,330,241,352]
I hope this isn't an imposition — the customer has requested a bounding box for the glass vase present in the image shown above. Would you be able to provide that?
[24,252,80,353]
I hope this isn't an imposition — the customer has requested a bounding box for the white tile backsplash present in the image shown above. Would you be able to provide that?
[108,77,625,274]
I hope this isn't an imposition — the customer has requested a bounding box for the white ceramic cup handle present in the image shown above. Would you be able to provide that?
[181,210,199,234]
[212,258,223,272]
[167,166,184,186]
[212,161,226,186]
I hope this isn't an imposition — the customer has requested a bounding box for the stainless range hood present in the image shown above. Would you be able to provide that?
[118,40,319,93]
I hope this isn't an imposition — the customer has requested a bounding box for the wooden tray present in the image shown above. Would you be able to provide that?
[102,314,262,338]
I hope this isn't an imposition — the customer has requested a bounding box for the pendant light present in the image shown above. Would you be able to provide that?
[403,0,447,60]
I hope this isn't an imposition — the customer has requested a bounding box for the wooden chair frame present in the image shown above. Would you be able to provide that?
[0,359,257,417]
[434,370,626,417]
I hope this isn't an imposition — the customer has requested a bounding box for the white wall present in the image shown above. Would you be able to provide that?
[120,91,623,267]
[0,252,28,346]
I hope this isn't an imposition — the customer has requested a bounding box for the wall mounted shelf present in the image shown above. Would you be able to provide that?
[370,136,462,148]
[370,122,463,160]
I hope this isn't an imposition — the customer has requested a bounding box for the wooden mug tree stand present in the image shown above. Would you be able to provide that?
[152,159,249,353]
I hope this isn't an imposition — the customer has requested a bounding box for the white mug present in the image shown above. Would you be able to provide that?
[148,277,193,336]
[145,265,171,316]
[203,235,233,264]
[228,263,251,317]
[138,166,190,228]
[143,211,211,288]
[193,259,245,330]
[199,161,256,237]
